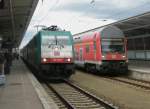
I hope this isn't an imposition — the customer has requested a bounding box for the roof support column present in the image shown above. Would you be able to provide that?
[9,0,15,41]
[142,37,147,60]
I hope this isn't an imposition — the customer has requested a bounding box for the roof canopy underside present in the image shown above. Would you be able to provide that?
[0,0,39,47]
[74,11,150,40]
[112,12,150,38]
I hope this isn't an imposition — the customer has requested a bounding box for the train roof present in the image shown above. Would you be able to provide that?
[100,26,124,38]
[73,26,124,39]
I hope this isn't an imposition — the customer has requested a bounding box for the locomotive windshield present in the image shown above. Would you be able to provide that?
[42,35,70,47]
[101,38,125,53]
[57,36,70,45]
[42,36,55,46]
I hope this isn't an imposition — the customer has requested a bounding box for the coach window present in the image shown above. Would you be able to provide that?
[86,45,90,53]
[94,41,96,51]
[79,48,83,60]
[75,50,79,60]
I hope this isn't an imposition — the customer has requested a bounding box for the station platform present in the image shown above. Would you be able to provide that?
[128,65,150,82]
[0,60,58,109]
[129,65,150,74]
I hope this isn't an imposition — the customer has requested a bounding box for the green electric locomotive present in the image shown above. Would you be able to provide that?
[22,26,75,79]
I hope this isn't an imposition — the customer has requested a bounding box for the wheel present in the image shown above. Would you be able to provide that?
[85,64,90,72]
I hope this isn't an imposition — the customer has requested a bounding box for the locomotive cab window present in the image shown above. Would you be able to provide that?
[42,36,55,46]
[57,36,70,45]
[101,38,125,54]
[42,35,70,47]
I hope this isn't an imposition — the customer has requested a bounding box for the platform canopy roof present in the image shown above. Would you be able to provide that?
[0,0,39,47]
[112,11,150,38]
[74,11,150,39]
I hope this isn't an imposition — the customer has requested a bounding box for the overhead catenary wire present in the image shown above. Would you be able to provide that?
[70,0,150,29]
[38,0,60,26]
[30,0,60,31]
[104,1,150,20]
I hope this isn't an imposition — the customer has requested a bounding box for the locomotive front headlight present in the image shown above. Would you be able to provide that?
[54,47,59,51]
[43,58,47,62]
[67,58,71,62]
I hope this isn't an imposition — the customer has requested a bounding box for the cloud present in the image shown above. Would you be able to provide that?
[54,0,150,19]
[20,0,150,48]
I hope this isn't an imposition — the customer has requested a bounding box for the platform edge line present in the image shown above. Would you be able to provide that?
[27,72,59,109]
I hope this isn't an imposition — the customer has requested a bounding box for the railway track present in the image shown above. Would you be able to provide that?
[43,80,117,109]
[78,70,150,91]
[107,77,150,90]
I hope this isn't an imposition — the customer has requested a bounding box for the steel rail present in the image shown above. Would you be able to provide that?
[108,77,150,90]
[46,83,76,109]
[64,79,117,109]
[45,80,117,109]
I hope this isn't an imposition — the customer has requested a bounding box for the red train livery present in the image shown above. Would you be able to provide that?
[74,26,128,73]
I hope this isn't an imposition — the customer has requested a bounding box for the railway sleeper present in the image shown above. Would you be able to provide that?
[62,95,88,98]
[57,92,83,95]
[56,104,65,107]
[67,100,93,103]
[63,97,91,101]
[70,103,99,106]
[72,104,102,108]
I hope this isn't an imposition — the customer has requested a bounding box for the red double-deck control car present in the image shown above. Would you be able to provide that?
[74,26,128,74]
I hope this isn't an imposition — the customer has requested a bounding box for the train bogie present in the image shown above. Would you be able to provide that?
[40,63,74,79]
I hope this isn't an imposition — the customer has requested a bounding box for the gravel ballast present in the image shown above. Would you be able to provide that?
[70,71,150,109]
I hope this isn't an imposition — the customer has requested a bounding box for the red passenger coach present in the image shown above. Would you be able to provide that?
[74,26,128,74]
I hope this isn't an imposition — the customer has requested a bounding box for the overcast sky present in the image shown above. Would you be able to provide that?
[20,0,150,48]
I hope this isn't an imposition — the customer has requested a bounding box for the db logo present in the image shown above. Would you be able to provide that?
[112,55,116,59]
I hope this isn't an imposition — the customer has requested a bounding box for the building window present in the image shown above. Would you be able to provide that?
[144,36,150,50]
[134,38,144,50]
[127,39,135,50]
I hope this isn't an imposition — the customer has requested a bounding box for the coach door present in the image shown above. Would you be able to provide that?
[93,33,97,61]
[79,48,83,61]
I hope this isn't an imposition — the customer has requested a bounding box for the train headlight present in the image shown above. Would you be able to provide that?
[122,55,126,58]
[102,55,105,58]
[102,55,105,59]
[43,58,47,62]
[66,58,71,62]
[54,47,59,51]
